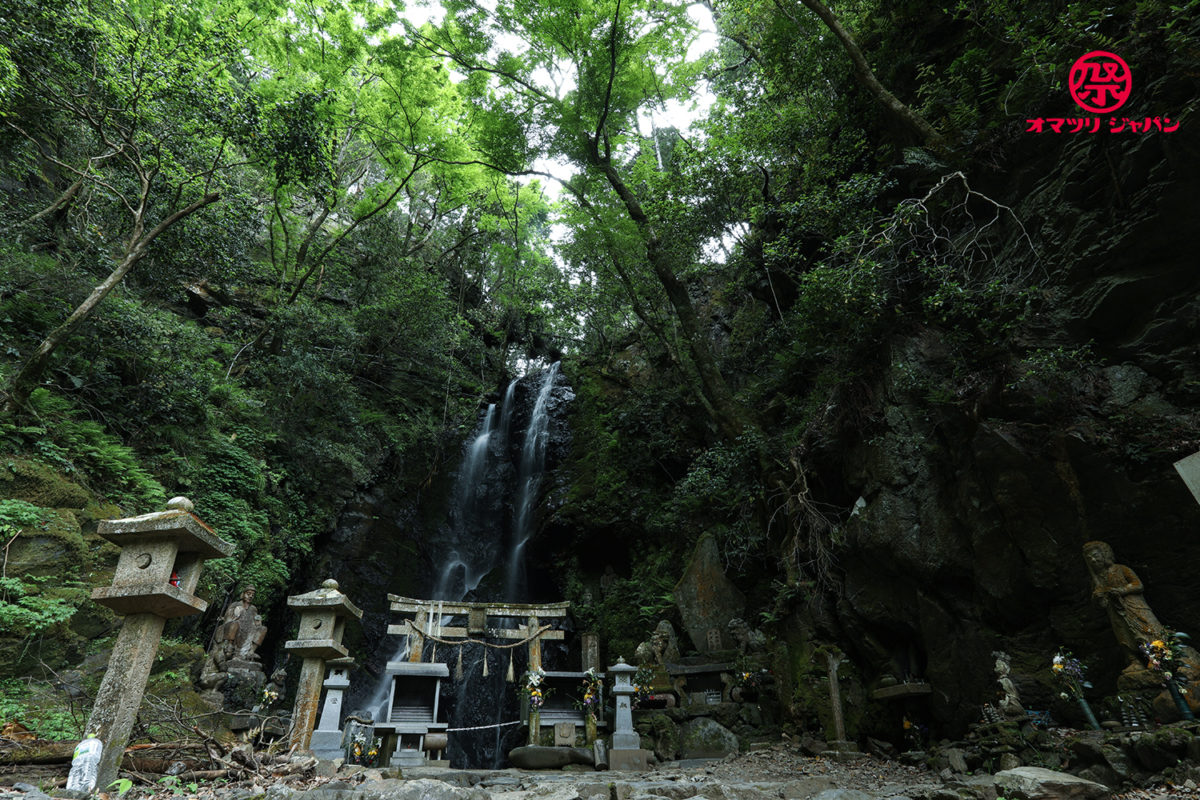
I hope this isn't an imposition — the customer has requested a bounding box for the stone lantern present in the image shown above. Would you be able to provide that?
[607,657,649,771]
[285,579,362,751]
[84,498,233,792]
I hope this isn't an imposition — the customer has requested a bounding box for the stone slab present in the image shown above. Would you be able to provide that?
[995,766,1111,799]
[91,584,207,618]
[1175,451,1200,506]
[607,748,650,772]
[97,511,233,559]
[871,682,932,700]
[384,662,451,677]
[286,638,351,659]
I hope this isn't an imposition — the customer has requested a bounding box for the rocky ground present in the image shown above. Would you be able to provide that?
[6,743,1199,800]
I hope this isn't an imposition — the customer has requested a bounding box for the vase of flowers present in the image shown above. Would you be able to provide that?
[1051,649,1099,730]
[1142,632,1195,721]
[577,668,602,743]
[522,667,548,744]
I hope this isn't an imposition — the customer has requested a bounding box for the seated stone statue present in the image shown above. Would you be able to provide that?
[728,617,766,654]
[635,620,681,666]
[216,585,268,663]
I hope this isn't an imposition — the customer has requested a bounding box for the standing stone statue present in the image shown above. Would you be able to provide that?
[1082,541,1166,671]
[217,585,269,662]
[992,651,1024,718]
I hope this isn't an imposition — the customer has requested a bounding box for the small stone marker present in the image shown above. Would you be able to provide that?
[310,658,354,760]
[554,722,575,747]
[84,498,233,792]
[607,657,649,771]
[285,579,363,751]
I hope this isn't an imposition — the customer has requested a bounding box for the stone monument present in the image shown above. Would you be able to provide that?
[285,579,362,751]
[82,498,233,793]
[673,532,746,653]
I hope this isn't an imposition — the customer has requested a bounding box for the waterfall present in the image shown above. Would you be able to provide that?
[364,363,567,768]
[505,362,560,601]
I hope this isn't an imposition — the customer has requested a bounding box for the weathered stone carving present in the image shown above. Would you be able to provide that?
[217,585,268,662]
[728,617,766,654]
[634,620,681,666]
[1082,541,1166,670]
[992,651,1024,718]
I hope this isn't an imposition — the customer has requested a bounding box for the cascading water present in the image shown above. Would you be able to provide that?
[505,362,560,601]
[364,363,570,769]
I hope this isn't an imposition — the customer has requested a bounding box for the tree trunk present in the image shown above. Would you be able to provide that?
[595,159,755,440]
[2,192,219,414]
[780,0,943,147]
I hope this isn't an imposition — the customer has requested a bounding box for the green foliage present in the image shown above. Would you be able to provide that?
[20,390,166,510]
[0,678,84,738]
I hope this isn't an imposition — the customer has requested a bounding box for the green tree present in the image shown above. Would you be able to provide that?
[1,0,247,412]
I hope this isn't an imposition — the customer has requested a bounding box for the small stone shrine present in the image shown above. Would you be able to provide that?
[285,579,363,751]
[83,498,234,792]
[386,595,577,758]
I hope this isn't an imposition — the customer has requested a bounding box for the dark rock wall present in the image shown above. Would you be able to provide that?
[828,119,1200,733]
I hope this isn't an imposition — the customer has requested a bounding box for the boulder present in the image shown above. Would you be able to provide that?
[508,745,595,769]
[679,718,739,759]
[994,767,1111,800]
[673,533,746,653]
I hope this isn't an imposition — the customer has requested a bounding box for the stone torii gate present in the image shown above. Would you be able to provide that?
[386,595,569,669]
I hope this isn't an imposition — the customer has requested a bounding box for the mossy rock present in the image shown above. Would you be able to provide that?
[0,459,91,508]
[6,508,87,577]
[636,712,680,761]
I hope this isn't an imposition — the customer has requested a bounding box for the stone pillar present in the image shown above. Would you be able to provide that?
[409,608,428,663]
[83,498,233,793]
[528,615,542,670]
[285,580,363,752]
[607,657,648,771]
[310,658,354,760]
[581,632,600,673]
[823,650,858,755]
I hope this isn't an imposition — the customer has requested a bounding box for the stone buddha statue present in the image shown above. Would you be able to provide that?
[217,585,268,663]
[1082,540,1165,672]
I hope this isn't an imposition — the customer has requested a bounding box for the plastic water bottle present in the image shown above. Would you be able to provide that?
[65,736,103,794]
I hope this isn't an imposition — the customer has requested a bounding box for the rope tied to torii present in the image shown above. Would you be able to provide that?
[408,623,554,650]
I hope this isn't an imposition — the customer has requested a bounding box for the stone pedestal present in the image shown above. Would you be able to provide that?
[608,658,648,771]
[83,499,233,792]
[285,580,363,751]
